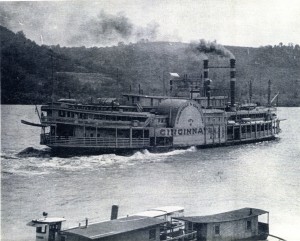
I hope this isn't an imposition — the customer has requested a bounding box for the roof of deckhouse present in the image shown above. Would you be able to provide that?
[173,208,268,224]
[122,93,185,99]
[61,216,166,240]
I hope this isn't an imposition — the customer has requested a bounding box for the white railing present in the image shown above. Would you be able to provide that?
[41,134,150,148]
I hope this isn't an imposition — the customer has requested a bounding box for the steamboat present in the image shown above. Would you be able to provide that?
[22,58,281,155]
[28,205,286,241]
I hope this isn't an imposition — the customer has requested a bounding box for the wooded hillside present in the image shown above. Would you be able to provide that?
[1,26,299,106]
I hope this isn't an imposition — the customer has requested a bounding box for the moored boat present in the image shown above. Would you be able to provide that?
[28,206,286,241]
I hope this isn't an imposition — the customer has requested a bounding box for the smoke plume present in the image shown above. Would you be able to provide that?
[0,2,159,47]
[68,10,160,46]
[191,39,235,59]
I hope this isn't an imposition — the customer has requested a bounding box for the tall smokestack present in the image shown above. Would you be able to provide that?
[230,58,236,109]
[111,205,119,220]
[203,59,209,87]
[203,59,211,107]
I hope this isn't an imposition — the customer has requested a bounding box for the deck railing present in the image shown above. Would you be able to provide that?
[41,116,147,127]
[227,131,274,141]
[41,134,150,148]
[163,230,197,241]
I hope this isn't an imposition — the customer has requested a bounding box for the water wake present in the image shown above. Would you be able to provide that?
[16,147,51,157]
[2,146,198,176]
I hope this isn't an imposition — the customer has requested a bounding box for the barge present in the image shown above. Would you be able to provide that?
[22,58,281,155]
[28,206,283,241]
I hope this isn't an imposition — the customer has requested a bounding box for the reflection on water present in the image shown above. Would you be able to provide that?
[1,106,299,241]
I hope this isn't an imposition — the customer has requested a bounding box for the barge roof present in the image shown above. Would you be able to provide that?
[173,208,268,223]
[61,216,165,240]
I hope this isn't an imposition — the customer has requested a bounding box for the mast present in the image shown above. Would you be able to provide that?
[249,79,253,103]
[268,79,271,106]
[162,71,166,96]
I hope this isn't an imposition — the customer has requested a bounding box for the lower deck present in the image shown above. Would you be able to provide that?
[40,120,278,155]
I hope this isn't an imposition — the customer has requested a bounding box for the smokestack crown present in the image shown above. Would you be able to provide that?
[230,58,236,68]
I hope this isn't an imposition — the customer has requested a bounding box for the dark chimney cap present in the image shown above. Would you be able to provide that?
[230,58,236,67]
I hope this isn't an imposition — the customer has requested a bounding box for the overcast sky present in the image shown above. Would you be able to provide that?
[1,0,300,47]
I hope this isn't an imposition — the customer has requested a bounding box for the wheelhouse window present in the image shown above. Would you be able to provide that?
[188,222,193,231]
[36,226,46,233]
[149,228,156,240]
[214,224,220,235]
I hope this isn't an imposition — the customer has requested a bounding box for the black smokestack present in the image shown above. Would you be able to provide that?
[203,59,209,97]
[203,59,209,80]
[203,59,211,107]
[230,58,236,109]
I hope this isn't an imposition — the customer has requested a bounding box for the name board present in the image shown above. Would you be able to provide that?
[156,127,204,137]
[175,102,203,125]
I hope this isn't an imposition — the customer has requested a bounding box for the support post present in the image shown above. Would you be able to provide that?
[130,128,132,147]
[255,123,257,139]
[96,127,98,145]
[115,128,118,147]
[84,126,86,145]
[239,124,242,141]
[212,124,215,144]
[143,129,145,147]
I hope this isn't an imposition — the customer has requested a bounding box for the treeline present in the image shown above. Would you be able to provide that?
[1,26,299,106]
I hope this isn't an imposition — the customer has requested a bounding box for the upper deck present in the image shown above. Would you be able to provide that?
[41,101,168,129]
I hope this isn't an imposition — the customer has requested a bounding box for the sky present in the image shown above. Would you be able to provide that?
[1,0,300,47]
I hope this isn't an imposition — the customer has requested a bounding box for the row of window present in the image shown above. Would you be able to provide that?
[83,129,150,139]
[231,113,266,120]
[157,118,166,123]
[241,123,273,133]
[227,123,274,133]
[206,116,225,123]
[187,220,252,236]
[197,99,226,106]
[57,110,147,122]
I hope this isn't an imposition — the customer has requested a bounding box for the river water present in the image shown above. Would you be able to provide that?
[1,105,300,241]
